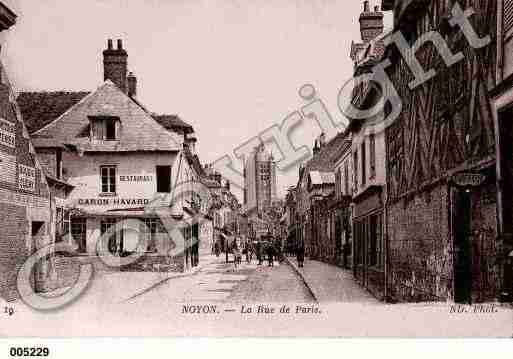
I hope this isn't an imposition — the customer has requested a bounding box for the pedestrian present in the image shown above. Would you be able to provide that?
[267,244,275,267]
[256,241,263,265]
[275,241,284,263]
[342,241,350,269]
[214,241,220,257]
[296,244,305,268]
[233,239,242,270]
[244,240,251,264]
[248,242,253,263]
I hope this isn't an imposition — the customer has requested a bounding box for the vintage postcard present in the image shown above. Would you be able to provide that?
[0,0,512,344]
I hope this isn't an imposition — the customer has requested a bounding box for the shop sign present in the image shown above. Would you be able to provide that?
[452,173,486,187]
[77,198,150,206]
[0,118,15,148]
[119,175,153,182]
[18,164,36,192]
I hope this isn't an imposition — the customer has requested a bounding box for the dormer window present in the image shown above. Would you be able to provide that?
[90,116,119,141]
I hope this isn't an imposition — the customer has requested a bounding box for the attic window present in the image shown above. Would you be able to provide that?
[90,116,119,141]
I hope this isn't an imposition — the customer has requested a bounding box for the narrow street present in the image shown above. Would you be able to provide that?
[126,255,314,305]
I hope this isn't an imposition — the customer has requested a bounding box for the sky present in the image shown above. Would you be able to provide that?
[2,0,392,201]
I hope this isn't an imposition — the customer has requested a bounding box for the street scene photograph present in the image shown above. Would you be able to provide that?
[0,0,512,340]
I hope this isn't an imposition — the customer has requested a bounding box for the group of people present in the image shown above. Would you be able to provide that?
[254,240,282,267]
[217,238,285,270]
[213,237,306,270]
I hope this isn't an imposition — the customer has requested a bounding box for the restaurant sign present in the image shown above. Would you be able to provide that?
[77,198,150,206]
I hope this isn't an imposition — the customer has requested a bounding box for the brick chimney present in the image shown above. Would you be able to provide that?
[103,39,128,93]
[127,71,137,98]
[359,1,384,43]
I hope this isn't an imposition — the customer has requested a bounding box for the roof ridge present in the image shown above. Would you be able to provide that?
[28,80,182,151]
[30,87,100,135]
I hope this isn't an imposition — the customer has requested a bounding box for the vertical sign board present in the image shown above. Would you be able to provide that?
[18,164,36,192]
[0,117,15,148]
[0,118,16,185]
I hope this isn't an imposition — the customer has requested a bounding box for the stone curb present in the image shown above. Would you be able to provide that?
[284,256,319,303]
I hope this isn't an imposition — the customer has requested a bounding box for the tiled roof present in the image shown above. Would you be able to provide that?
[152,114,194,134]
[31,137,66,148]
[30,81,182,152]
[303,130,351,174]
[17,91,90,134]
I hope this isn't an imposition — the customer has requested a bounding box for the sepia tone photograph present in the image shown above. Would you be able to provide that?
[0,0,512,341]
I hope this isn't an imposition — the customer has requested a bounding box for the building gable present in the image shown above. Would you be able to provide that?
[18,91,90,134]
[32,81,182,152]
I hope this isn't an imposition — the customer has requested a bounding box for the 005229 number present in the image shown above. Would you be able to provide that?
[9,347,49,357]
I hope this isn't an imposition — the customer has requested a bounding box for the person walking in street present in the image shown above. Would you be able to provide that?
[214,241,220,257]
[267,244,275,267]
[233,239,242,271]
[245,240,252,264]
[342,241,350,269]
[275,240,284,263]
[296,243,305,268]
[256,241,263,265]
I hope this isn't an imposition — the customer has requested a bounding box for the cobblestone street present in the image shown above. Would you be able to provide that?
[227,259,314,303]
[126,255,314,305]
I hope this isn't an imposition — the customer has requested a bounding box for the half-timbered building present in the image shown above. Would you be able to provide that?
[382,0,501,302]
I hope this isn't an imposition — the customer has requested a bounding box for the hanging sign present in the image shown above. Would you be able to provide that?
[452,173,486,187]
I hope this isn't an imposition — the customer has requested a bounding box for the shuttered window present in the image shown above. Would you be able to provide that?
[505,0,513,33]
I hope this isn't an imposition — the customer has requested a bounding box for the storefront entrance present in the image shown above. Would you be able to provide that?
[453,189,473,303]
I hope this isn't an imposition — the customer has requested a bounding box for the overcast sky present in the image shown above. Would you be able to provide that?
[3,0,391,200]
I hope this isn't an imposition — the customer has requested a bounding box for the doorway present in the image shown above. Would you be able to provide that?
[453,189,473,303]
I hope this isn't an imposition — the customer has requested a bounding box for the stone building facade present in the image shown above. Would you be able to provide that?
[295,132,351,264]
